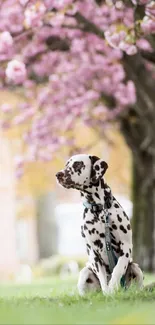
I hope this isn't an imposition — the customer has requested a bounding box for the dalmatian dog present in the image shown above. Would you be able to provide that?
[56,154,143,295]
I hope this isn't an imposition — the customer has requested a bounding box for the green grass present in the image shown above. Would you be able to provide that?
[0,274,155,324]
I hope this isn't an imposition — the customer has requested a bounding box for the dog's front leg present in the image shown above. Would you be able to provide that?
[108,255,129,293]
[96,263,109,294]
[89,250,108,294]
[108,240,131,293]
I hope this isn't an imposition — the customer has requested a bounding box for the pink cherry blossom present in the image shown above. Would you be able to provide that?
[0,0,154,173]
[141,18,155,34]
[1,104,12,113]
[19,0,30,6]
[0,31,13,53]
[126,45,137,55]
[136,39,153,52]
[53,0,73,10]
[24,3,46,28]
[105,31,121,48]
[0,4,24,34]
[6,60,27,84]
[13,108,36,125]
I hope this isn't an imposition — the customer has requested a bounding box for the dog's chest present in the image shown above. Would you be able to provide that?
[82,211,109,257]
[81,208,122,262]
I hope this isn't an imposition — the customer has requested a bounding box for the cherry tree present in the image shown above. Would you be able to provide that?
[0,0,155,270]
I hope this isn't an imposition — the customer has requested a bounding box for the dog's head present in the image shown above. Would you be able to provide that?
[56,154,108,190]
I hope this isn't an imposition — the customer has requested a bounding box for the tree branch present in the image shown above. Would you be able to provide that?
[66,12,105,39]
[140,51,155,64]
[26,36,70,66]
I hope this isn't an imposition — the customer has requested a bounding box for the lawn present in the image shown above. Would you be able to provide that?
[0,274,155,324]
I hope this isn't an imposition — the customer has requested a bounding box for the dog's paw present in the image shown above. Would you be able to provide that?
[101,287,110,295]
[108,282,119,295]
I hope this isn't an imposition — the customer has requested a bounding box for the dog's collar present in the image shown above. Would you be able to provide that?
[83,201,103,213]
[83,200,111,212]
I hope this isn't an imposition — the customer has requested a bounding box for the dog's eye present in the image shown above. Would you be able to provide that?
[72,161,84,172]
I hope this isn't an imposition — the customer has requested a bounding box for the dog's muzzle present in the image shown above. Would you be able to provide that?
[56,171,64,181]
[56,171,65,185]
[56,170,74,188]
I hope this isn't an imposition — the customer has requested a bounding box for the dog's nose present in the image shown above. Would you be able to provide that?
[56,171,64,179]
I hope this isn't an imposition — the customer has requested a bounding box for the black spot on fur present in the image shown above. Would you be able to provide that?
[111,233,116,239]
[84,224,88,231]
[95,192,100,199]
[87,243,91,249]
[72,161,85,173]
[123,211,129,220]
[112,224,117,230]
[81,226,85,238]
[94,180,100,187]
[94,255,99,262]
[117,214,122,223]
[113,247,120,254]
[89,228,96,235]
[101,179,105,188]
[111,238,117,246]
[86,278,93,283]
[127,224,131,230]
[86,220,94,225]
[100,233,105,238]
[114,203,119,208]
[129,248,131,254]
[126,253,129,258]
[120,225,127,234]
[94,240,103,249]
[100,161,108,170]
[104,194,112,208]
[95,165,99,171]
[120,249,124,256]
[83,208,88,219]
[95,262,99,272]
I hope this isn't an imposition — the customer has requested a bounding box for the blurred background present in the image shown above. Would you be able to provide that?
[0,96,132,282]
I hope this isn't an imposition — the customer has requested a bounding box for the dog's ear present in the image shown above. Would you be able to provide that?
[90,156,108,184]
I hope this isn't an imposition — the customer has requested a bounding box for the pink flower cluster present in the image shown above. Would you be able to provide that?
[6,60,27,84]
[0,0,154,175]
[105,30,137,55]
[0,31,14,61]
[24,2,46,28]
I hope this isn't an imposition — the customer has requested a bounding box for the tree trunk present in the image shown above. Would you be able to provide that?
[121,53,155,271]
[132,153,155,271]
